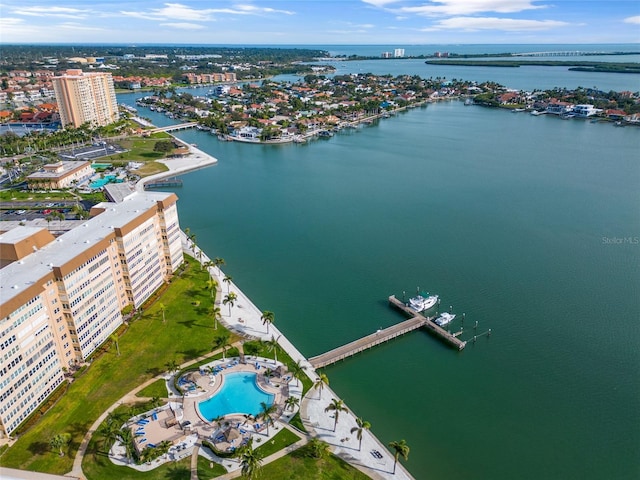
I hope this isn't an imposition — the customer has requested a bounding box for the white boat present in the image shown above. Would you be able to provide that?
[408,294,439,312]
[434,312,456,327]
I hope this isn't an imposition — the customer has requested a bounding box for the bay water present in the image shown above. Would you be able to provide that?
[118,49,640,479]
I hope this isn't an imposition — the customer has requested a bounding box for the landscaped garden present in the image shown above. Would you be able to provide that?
[1,254,369,479]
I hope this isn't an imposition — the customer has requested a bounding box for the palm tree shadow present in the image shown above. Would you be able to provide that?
[27,440,49,455]
[164,464,190,479]
[177,319,196,329]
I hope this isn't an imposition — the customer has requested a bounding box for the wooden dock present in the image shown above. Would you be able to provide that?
[388,295,466,351]
[144,177,183,189]
[308,295,466,369]
[308,316,428,369]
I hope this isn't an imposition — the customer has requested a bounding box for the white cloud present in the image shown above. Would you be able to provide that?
[12,6,92,19]
[160,22,206,30]
[57,22,106,32]
[364,0,548,16]
[424,16,568,31]
[120,2,294,23]
[623,15,640,24]
[0,16,24,27]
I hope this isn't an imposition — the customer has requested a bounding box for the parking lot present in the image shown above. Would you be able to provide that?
[58,142,127,161]
[1,200,93,222]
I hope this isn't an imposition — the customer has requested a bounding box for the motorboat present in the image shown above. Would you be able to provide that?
[434,312,456,327]
[408,293,439,312]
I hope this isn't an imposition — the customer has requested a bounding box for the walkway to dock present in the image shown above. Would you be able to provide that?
[309,316,429,368]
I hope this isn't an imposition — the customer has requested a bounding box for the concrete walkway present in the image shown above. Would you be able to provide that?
[187,241,415,480]
[67,348,229,480]
[68,235,415,480]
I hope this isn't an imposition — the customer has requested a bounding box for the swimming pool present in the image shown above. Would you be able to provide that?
[198,372,274,420]
[89,175,123,188]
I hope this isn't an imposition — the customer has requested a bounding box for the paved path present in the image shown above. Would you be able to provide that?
[67,348,229,480]
[189,242,415,480]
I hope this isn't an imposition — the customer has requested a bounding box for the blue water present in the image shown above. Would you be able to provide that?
[198,372,275,419]
[117,46,640,479]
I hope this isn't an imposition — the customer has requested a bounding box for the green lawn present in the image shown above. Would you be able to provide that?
[197,456,226,479]
[259,443,372,480]
[0,190,105,203]
[2,257,236,475]
[253,427,300,457]
[135,380,169,399]
[1,255,368,479]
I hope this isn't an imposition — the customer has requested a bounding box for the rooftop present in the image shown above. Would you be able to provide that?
[0,191,176,314]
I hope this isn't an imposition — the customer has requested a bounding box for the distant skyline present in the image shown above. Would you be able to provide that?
[1,1,639,45]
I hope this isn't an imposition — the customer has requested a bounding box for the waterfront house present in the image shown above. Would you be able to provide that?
[572,104,601,117]
[546,100,574,115]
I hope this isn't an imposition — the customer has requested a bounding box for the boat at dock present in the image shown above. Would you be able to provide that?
[434,312,456,327]
[408,293,439,312]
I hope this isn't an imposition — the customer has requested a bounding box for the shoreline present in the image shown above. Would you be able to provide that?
[129,118,415,478]
[184,236,415,479]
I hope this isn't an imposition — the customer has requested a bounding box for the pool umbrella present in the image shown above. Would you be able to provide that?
[223,427,241,442]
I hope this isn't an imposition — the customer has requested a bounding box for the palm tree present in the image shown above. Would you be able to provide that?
[49,433,70,456]
[110,333,120,356]
[223,292,237,316]
[97,419,120,451]
[165,359,179,374]
[210,305,222,330]
[203,259,215,274]
[206,278,218,299]
[158,302,166,324]
[238,438,263,480]
[223,274,233,293]
[289,359,307,387]
[261,310,274,334]
[258,401,278,436]
[314,372,329,400]
[117,428,134,463]
[285,396,299,412]
[266,335,280,364]
[389,439,410,475]
[324,398,348,432]
[213,256,225,275]
[213,331,231,360]
[308,437,330,459]
[350,417,371,451]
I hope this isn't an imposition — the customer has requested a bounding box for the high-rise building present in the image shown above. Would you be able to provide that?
[52,69,119,128]
[394,48,405,58]
[0,191,183,437]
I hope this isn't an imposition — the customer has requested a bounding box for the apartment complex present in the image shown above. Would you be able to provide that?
[0,191,183,437]
[52,69,119,128]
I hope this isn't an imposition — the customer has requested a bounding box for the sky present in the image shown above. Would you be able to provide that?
[0,0,639,45]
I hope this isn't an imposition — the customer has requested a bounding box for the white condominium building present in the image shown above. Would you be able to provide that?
[0,191,183,437]
[53,69,119,128]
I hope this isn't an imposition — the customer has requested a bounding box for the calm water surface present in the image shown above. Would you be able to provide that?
[119,64,639,479]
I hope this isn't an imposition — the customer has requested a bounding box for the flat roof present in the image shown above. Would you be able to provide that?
[27,160,90,179]
[0,191,176,314]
